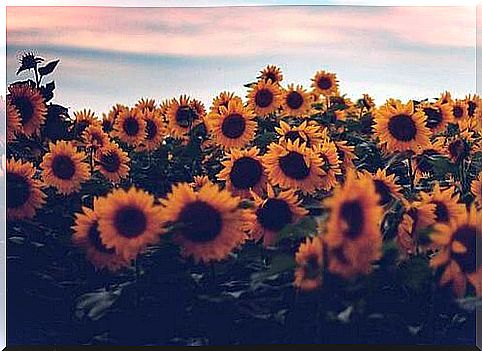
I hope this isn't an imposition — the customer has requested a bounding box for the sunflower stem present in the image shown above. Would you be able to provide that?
[33,65,40,88]
[407,153,415,193]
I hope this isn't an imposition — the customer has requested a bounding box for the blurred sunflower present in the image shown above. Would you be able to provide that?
[40,141,90,195]
[294,236,324,291]
[160,182,254,263]
[324,171,383,278]
[334,140,357,172]
[7,158,46,220]
[96,187,164,260]
[210,92,243,115]
[315,139,342,191]
[217,147,266,197]
[7,83,47,137]
[373,100,431,153]
[311,70,338,97]
[451,100,469,123]
[73,109,101,137]
[246,80,282,116]
[258,65,283,85]
[102,104,128,134]
[138,110,165,152]
[275,120,324,148]
[280,84,312,117]
[208,99,256,149]
[72,200,130,271]
[191,175,210,190]
[6,100,22,142]
[470,172,482,207]
[418,183,465,225]
[263,139,325,194]
[430,205,482,297]
[135,97,156,113]
[359,168,402,206]
[112,107,146,147]
[248,185,308,246]
[82,124,110,150]
[166,95,204,139]
[419,101,452,134]
[95,142,130,183]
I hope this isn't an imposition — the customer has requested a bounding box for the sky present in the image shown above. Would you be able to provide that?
[6,5,478,115]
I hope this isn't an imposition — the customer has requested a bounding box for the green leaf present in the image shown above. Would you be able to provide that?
[276,216,318,243]
[250,253,295,284]
[38,59,60,76]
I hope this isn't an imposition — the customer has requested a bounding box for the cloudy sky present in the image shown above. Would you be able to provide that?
[6,4,477,114]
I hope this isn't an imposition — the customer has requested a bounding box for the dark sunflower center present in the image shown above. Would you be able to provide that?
[100,151,121,173]
[88,222,115,254]
[452,225,478,274]
[102,120,113,133]
[230,157,263,190]
[387,114,417,142]
[373,179,392,206]
[284,131,308,146]
[279,151,310,180]
[52,155,76,180]
[12,96,35,125]
[340,200,364,240]
[424,107,443,129]
[256,198,293,232]
[433,201,449,223]
[175,106,196,128]
[317,77,332,90]
[178,201,223,243]
[113,206,147,238]
[123,117,140,136]
[221,113,246,139]
[453,106,464,119]
[146,119,158,140]
[304,254,321,280]
[468,101,476,117]
[264,72,278,83]
[255,89,274,108]
[286,91,304,110]
[7,172,31,208]
[448,140,469,162]
[91,132,105,146]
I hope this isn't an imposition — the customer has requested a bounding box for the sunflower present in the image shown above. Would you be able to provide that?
[280,84,312,117]
[430,205,482,297]
[160,182,254,263]
[470,172,482,207]
[191,175,210,190]
[73,109,102,137]
[82,124,110,150]
[7,83,47,137]
[246,79,282,116]
[450,100,469,123]
[138,110,165,152]
[248,185,308,246]
[208,99,256,149]
[6,100,22,142]
[135,97,156,113]
[209,91,243,115]
[464,94,480,119]
[324,171,383,278]
[360,93,375,111]
[263,139,325,194]
[103,104,128,133]
[72,200,130,271]
[359,168,402,206]
[419,101,453,134]
[112,107,146,146]
[166,95,204,139]
[258,65,283,85]
[412,138,445,182]
[311,70,339,97]
[418,183,466,225]
[442,130,474,164]
[315,139,342,191]
[40,141,90,195]
[334,140,357,172]
[217,147,266,197]
[294,236,324,291]
[95,142,130,183]
[96,187,164,260]
[275,120,325,148]
[373,100,431,153]
[7,158,46,220]
[438,91,453,105]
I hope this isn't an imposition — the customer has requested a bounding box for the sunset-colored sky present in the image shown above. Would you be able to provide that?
[6,5,477,114]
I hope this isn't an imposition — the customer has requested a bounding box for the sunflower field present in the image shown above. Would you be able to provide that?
[5,54,482,346]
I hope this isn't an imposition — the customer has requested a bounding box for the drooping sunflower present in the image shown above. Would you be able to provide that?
[217,147,266,197]
[280,84,312,118]
[334,140,357,172]
[6,158,46,220]
[72,200,131,271]
[246,79,282,117]
[102,104,128,133]
[258,65,283,85]
[450,100,469,123]
[263,139,325,194]
[209,91,243,115]
[373,100,431,153]
[160,182,254,263]
[6,100,22,142]
[248,185,308,246]
[208,99,256,149]
[311,70,339,97]
[430,205,482,297]
[135,97,156,113]
[323,171,383,279]
[95,142,130,183]
[96,187,164,260]
[112,107,146,147]
[138,110,165,152]
[7,83,47,137]
[275,120,325,148]
[315,139,342,191]
[82,124,110,150]
[359,168,402,206]
[40,141,90,195]
[73,109,102,137]
[294,236,324,291]
[418,183,466,225]
[419,101,453,134]
[165,95,205,139]
[471,172,482,207]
